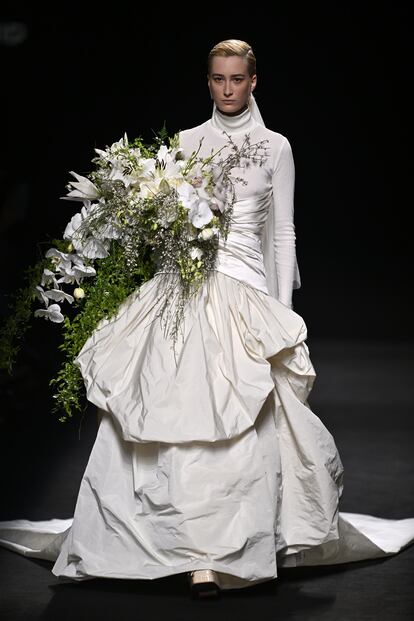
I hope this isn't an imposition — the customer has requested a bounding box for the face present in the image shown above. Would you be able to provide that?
[207,55,256,116]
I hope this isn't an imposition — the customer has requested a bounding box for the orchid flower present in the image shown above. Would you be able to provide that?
[41,269,59,288]
[35,285,50,307]
[57,263,96,285]
[44,289,75,305]
[188,199,214,228]
[34,303,64,323]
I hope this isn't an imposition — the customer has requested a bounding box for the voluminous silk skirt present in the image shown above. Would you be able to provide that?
[1,271,413,590]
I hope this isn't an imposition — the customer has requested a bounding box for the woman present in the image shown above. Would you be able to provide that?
[1,39,413,600]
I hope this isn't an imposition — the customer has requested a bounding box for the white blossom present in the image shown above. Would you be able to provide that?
[62,172,100,201]
[81,237,110,259]
[95,221,122,240]
[190,247,204,260]
[35,285,50,307]
[45,248,72,274]
[188,199,214,228]
[199,227,215,240]
[177,181,197,205]
[41,269,59,288]
[35,132,269,349]
[44,289,74,304]
[63,202,97,251]
[57,265,95,285]
[34,303,64,323]
[73,287,85,300]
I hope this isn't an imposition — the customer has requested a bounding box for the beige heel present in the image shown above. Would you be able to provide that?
[188,569,221,598]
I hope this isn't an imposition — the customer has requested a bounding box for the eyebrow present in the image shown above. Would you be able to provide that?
[211,73,246,78]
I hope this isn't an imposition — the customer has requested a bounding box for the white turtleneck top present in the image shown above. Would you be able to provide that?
[178,103,300,309]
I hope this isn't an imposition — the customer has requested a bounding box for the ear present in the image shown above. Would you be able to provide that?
[251,74,257,93]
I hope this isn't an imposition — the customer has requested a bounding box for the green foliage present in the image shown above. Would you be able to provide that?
[0,258,48,374]
[0,239,155,423]
[0,130,166,423]
[50,240,156,422]
[1,125,269,425]
[0,237,75,375]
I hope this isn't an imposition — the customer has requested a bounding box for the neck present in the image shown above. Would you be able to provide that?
[211,102,256,134]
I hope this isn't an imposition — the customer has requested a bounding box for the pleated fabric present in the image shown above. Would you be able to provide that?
[1,271,413,591]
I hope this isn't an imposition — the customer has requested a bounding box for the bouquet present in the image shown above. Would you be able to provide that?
[0,126,269,422]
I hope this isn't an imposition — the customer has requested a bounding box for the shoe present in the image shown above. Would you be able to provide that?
[187,569,221,599]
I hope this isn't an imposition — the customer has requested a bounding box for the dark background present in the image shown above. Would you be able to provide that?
[0,0,412,497]
[1,4,411,336]
[0,5,413,619]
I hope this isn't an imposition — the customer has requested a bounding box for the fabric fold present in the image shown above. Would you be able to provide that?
[1,271,413,585]
[75,270,314,444]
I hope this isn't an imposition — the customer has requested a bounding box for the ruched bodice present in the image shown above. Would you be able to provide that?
[178,102,301,308]
[215,190,272,294]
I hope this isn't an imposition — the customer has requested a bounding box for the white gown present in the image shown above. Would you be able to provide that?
[1,100,414,592]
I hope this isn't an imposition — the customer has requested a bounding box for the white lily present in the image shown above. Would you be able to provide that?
[138,155,185,198]
[156,145,183,175]
[128,157,156,186]
[62,172,100,201]
[156,144,169,164]
[105,157,136,188]
[34,303,64,323]
[154,146,186,183]
[139,157,156,175]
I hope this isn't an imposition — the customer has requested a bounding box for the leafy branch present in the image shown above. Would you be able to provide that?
[50,239,156,422]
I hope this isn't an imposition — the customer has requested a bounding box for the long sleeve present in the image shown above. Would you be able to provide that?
[271,137,297,309]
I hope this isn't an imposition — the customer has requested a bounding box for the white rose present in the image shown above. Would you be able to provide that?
[74,287,85,300]
[200,227,214,240]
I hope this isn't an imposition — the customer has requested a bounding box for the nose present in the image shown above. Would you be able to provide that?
[223,80,233,96]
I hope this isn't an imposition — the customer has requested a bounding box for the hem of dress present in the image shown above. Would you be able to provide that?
[52,560,278,591]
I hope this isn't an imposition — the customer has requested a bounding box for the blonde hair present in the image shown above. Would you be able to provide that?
[207,39,256,77]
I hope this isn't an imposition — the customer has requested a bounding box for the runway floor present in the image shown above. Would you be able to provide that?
[0,338,413,620]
